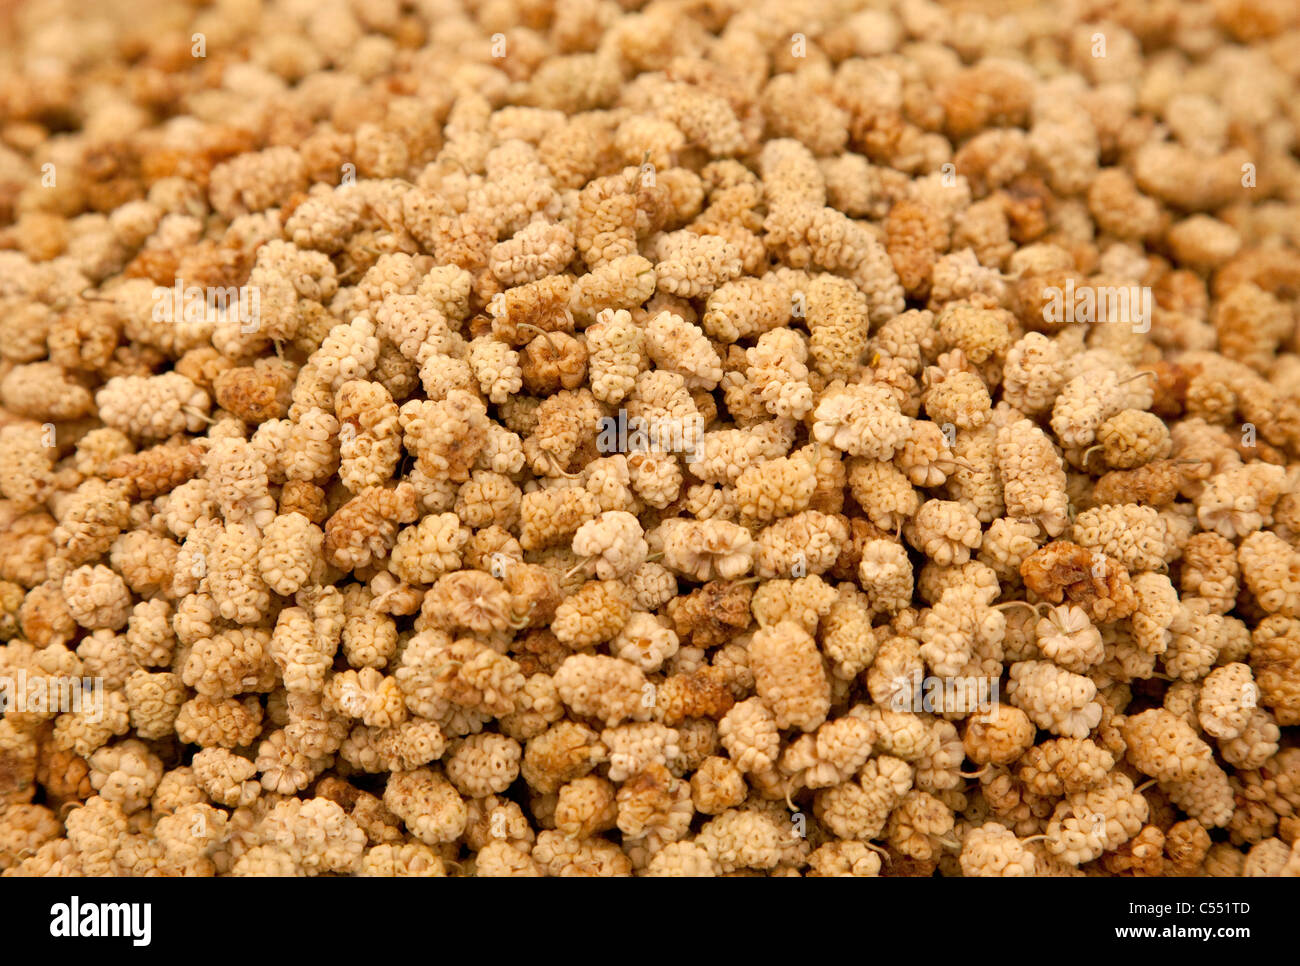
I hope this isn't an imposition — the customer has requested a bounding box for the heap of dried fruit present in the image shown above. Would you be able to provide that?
[1,0,1299,877]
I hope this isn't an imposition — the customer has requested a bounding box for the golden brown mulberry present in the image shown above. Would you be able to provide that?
[1091,461,1186,510]
[654,667,735,726]
[552,580,634,648]
[520,331,587,395]
[1021,541,1138,624]
[324,482,420,572]
[887,198,947,298]
[1018,738,1115,797]
[1250,616,1300,726]
[666,580,752,648]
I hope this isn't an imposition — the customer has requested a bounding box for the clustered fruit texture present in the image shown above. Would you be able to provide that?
[0,0,1299,878]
